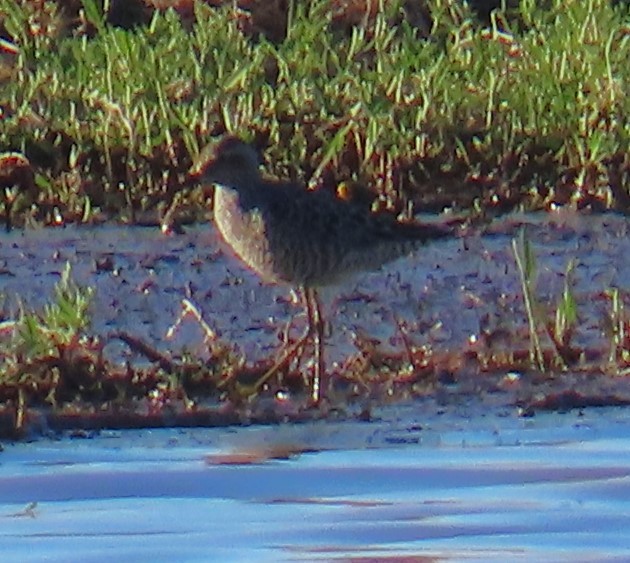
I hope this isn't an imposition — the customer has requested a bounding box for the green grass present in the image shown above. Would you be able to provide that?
[0,0,628,225]
[512,230,581,371]
[0,263,93,431]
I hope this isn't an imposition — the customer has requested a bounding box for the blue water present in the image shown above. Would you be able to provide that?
[2,404,630,562]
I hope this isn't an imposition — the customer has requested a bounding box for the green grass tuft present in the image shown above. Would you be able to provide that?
[0,0,628,224]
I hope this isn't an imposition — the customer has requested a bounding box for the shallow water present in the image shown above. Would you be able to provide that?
[2,403,630,561]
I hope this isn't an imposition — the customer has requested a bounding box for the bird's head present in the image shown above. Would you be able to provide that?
[192,136,263,187]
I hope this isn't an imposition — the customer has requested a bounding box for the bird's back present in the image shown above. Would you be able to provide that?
[214,179,451,287]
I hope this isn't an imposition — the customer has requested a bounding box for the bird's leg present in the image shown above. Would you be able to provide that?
[306,287,324,403]
[251,287,325,402]
[279,289,310,369]
[251,288,312,395]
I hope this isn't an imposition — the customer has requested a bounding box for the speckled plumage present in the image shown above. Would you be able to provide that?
[199,136,452,402]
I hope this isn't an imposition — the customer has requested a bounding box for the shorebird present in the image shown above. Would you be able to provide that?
[196,136,453,403]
